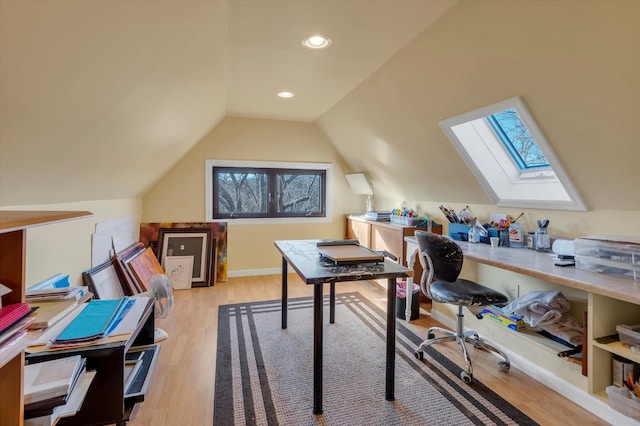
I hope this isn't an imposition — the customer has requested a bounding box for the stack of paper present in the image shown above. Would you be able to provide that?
[26,286,90,303]
[27,299,81,330]
[24,355,86,418]
[25,370,96,426]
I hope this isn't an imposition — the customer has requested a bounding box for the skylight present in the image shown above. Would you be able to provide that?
[487,109,549,170]
[439,97,587,211]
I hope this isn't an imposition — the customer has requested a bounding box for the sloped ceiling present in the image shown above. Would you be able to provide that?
[317,0,640,212]
[0,0,455,207]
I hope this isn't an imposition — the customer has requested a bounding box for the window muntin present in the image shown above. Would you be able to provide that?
[210,163,327,220]
[439,97,587,211]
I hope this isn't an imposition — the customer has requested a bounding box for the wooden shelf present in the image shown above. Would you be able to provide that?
[593,340,640,364]
[0,210,93,426]
[0,211,93,234]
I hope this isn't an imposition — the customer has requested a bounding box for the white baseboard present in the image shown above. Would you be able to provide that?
[429,310,636,425]
[227,268,281,278]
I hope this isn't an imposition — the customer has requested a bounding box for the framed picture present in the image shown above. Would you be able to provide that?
[113,242,146,295]
[83,259,126,299]
[164,256,194,290]
[157,228,212,286]
[126,247,165,292]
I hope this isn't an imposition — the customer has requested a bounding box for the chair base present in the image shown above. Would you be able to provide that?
[414,306,510,383]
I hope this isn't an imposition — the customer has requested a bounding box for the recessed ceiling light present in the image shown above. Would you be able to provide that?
[277,91,295,98]
[302,34,331,49]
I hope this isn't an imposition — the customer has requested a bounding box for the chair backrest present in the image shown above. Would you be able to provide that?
[414,231,463,283]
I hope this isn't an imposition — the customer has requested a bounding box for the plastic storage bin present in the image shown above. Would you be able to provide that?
[448,223,498,243]
[395,281,420,321]
[606,385,640,421]
[574,235,640,281]
[617,324,640,346]
[390,215,426,226]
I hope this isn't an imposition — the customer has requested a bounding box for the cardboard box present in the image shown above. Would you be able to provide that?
[479,305,526,331]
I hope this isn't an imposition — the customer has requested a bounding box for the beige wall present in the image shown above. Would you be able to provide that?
[318,0,640,229]
[3,198,141,287]
[141,117,363,273]
[312,0,640,330]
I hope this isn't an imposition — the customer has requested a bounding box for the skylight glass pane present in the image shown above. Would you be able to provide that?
[438,96,587,211]
[488,109,549,169]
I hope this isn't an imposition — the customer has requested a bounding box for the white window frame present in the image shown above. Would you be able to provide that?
[439,97,587,211]
[205,159,333,224]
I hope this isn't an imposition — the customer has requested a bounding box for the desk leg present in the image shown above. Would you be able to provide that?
[329,283,335,324]
[386,278,396,401]
[313,284,323,414]
[281,257,288,329]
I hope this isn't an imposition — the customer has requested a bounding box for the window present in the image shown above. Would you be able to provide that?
[205,160,332,223]
[439,97,587,211]
[487,109,549,170]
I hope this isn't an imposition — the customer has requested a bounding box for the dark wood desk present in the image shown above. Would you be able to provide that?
[274,239,413,415]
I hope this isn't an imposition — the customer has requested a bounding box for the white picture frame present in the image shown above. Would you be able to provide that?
[164,256,194,290]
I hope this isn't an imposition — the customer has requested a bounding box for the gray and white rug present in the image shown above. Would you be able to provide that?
[214,292,537,425]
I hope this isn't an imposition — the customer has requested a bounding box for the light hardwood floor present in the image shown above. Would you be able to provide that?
[126,274,608,425]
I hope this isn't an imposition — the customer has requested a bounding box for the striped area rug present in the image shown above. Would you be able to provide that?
[214,292,537,425]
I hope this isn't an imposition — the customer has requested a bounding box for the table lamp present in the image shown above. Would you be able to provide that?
[345,173,374,212]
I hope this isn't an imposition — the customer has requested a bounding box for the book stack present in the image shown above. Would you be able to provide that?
[24,355,86,419]
[26,286,90,303]
[364,211,391,222]
[27,299,82,330]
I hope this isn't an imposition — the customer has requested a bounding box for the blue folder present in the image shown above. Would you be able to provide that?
[54,298,128,342]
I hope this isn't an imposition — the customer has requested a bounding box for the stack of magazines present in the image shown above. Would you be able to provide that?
[364,211,391,222]
[0,302,34,352]
[24,355,86,419]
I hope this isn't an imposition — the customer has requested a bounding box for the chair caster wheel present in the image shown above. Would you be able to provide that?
[460,371,473,384]
[498,361,511,372]
[414,351,424,360]
[427,331,435,339]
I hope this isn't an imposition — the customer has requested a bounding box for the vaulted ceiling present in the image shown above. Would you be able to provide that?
[0,0,455,206]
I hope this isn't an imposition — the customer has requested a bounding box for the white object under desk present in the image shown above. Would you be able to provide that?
[406,234,640,425]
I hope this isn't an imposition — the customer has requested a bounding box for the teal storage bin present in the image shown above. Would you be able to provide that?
[448,223,497,243]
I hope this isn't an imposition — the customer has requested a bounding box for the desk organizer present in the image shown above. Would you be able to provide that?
[390,215,424,226]
[606,385,640,421]
[448,223,498,243]
[575,235,640,281]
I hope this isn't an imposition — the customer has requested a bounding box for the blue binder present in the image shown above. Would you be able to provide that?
[54,298,128,343]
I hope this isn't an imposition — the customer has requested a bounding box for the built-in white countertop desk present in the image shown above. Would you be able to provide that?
[404,234,640,424]
[405,235,640,304]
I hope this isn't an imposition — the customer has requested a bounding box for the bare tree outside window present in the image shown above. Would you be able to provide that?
[213,167,325,219]
[489,109,549,169]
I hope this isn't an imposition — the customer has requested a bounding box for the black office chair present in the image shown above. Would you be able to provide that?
[413,231,510,383]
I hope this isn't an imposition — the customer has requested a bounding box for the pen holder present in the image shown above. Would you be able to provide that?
[499,229,510,247]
